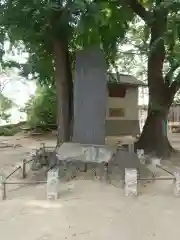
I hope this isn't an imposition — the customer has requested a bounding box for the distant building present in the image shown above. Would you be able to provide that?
[106,73,145,136]
[138,102,180,132]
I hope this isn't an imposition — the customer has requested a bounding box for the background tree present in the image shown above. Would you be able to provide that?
[23,85,57,128]
[119,0,180,157]
[0,93,13,123]
[0,68,15,123]
[115,20,148,79]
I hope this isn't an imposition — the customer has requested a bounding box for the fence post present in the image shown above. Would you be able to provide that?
[174,171,180,196]
[40,142,47,165]
[0,172,6,200]
[22,159,26,179]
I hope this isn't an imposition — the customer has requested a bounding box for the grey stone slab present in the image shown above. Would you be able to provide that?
[108,150,152,179]
[56,142,84,161]
[73,47,107,145]
[83,145,114,163]
[56,143,115,163]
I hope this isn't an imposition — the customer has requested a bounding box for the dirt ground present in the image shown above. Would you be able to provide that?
[0,132,180,240]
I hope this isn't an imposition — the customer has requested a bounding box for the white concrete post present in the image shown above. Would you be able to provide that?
[137,149,145,164]
[174,171,180,196]
[47,168,59,200]
[128,143,134,153]
[0,171,6,200]
[151,157,161,167]
[125,168,138,196]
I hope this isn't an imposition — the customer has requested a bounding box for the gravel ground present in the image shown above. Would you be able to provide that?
[0,133,180,240]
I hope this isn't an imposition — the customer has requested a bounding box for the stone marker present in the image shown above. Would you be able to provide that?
[174,171,180,196]
[128,143,134,152]
[73,47,107,145]
[137,149,146,164]
[151,157,161,167]
[47,168,59,200]
[125,168,138,196]
[20,159,27,179]
[137,149,144,158]
[55,48,112,181]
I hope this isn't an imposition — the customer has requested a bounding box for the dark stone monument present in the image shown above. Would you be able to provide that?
[55,47,152,185]
[73,47,107,145]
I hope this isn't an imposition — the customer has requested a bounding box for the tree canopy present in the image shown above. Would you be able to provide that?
[0,0,134,84]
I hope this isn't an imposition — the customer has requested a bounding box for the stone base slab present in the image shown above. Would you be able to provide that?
[56,142,116,163]
[54,143,152,188]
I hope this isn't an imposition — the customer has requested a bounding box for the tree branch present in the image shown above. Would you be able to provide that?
[165,63,180,86]
[121,0,153,24]
[169,72,180,96]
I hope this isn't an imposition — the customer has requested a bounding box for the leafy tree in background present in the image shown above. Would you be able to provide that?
[116,19,148,79]
[0,0,133,145]
[0,71,14,123]
[0,92,12,122]
[23,85,57,128]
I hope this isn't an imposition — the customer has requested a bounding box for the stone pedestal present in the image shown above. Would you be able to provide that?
[55,142,152,186]
[56,142,114,181]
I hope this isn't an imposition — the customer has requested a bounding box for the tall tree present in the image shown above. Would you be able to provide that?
[0,0,133,144]
[120,0,180,157]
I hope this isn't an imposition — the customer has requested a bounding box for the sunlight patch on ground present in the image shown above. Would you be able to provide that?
[25,200,63,209]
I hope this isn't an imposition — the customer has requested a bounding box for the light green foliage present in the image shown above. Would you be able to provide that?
[1,0,180,86]
[0,0,134,84]
[0,92,12,122]
[128,1,180,85]
[0,125,20,136]
[23,85,57,127]
[115,7,180,83]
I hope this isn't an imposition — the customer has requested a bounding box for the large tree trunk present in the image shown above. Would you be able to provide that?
[136,8,175,157]
[123,0,180,157]
[136,108,173,157]
[53,40,73,145]
[136,77,175,157]
[136,67,175,157]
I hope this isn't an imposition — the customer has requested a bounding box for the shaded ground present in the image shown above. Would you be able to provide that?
[0,133,180,239]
